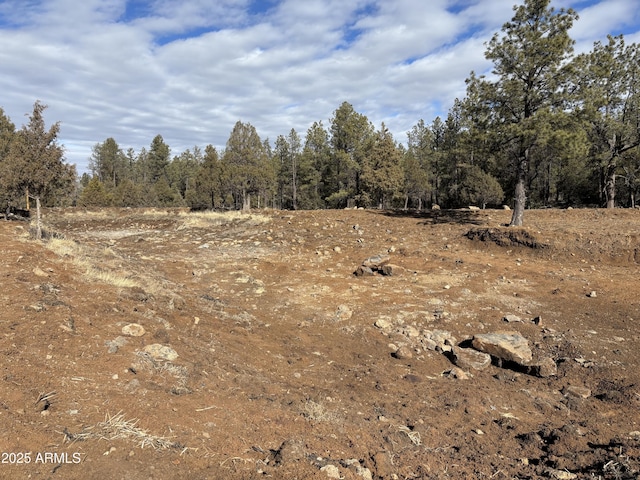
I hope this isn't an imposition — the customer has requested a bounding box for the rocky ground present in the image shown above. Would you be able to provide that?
[0,207,639,480]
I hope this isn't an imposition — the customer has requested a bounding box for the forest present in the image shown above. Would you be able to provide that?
[1,0,639,227]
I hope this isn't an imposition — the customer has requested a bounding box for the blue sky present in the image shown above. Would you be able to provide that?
[1,0,639,174]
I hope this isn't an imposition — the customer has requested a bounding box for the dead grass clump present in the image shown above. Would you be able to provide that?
[302,400,339,423]
[44,237,139,288]
[64,411,182,450]
[177,210,271,229]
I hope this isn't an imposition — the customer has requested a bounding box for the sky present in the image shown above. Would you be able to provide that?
[1,0,639,174]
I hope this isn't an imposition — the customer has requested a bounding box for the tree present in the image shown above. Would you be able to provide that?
[0,101,74,214]
[187,145,223,210]
[275,129,302,210]
[222,121,271,210]
[571,35,640,208]
[466,0,578,225]
[78,176,112,207]
[0,108,16,209]
[89,138,126,189]
[328,102,374,207]
[147,134,171,183]
[361,124,404,208]
[299,121,329,209]
[454,164,504,209]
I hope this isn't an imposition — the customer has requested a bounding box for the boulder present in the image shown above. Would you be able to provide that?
[472,332,532,365]
[452,346,492,371]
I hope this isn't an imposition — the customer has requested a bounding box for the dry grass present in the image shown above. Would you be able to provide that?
[64,411,181,450]
[176,210,271,229]
[44,237,139,288]
[301,400,338,423]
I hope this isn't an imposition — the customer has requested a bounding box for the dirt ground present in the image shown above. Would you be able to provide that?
[1,207,639,480]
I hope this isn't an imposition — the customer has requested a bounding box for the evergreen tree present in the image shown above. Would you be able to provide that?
[328,102,374,207]
[78,176,112,207]
[299,121,329,209]
[147,134,171,183]
[361,124,404,208]
[187,145,223,210]
[571,35,640,208]
[0,108,16,208]
[0,101,74,209]
[222,121,271,210]
[466,0,578,225]
[89,138,126,189]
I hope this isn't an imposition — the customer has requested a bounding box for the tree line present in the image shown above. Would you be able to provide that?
[1,0,638,226]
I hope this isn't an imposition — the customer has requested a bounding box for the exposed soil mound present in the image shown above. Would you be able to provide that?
[464,226,547,248]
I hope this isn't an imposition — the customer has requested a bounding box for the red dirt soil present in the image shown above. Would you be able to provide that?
[0,207,639,479]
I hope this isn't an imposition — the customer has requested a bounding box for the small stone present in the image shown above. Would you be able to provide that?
[334,305,353,321]
[393,345,413,360]
[122,323,145,337]
[320,464,341,479]
[443,367,470,380]
[143,344,178,362]
[374,318,393,330]
[333,246,341,253]
[587,290,597,298]
[33,267,49,277]
[562,385,591,399]
[532,357,557,377]
[503,314,522,323]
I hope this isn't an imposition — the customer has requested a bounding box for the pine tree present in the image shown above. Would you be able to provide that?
[466,0,578,225]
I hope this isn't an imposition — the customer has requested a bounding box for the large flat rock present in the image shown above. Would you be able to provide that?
[472,332,532,365]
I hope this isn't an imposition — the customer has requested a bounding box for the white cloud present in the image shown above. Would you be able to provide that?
[0,0,638,172]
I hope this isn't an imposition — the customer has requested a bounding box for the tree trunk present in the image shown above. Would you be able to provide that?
[35,197,42,240]
[605,159,617,209]
[510,152,528,226]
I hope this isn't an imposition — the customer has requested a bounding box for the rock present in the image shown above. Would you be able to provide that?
[399,325,420,338]
[362,254,391,269]
[320,465,341,479]
[468,206,481,211]
[452,346,492,371]
[531,357,557,377]
[392,345,413,360]
[355,464,373,480]
[105,336,128,353]
[587,290,597,298]
[503,205,511,210]
[562,386,591,399]
[333,246,342,253]
[143,344,178,362]
[33,267,48,277]
[431,204,440,210]
[374,318,393,330]
[379,264,403,276]
[443,367,470,379]
[503,314,523,323]
[354,265,374,277]
[122,323,145,337]
[334,305,353,321]
[472,332,533,365]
